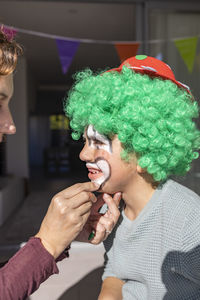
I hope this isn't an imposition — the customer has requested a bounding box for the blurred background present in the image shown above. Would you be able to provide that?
[0,0,200,299]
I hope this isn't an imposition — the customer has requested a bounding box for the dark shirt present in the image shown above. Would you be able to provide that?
[0,237,60,300]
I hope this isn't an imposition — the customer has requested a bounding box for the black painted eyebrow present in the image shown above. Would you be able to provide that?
[88,135,105,143]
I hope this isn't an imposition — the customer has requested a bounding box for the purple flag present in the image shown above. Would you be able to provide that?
[56,39,80,74]
[2,26,17,41]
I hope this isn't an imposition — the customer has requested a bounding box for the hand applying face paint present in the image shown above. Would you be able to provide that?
[36,181,99,258]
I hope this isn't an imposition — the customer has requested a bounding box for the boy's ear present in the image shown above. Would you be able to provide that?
[136,164,145,174]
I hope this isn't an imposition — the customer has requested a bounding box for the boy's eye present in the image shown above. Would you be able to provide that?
[94,139,104,145]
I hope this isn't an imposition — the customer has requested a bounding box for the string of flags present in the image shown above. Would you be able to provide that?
[2,24,199,75]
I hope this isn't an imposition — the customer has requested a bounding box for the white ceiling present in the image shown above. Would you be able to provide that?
[0,1,137,86]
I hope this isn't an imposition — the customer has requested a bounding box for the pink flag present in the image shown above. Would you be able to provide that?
[56,39,80,74]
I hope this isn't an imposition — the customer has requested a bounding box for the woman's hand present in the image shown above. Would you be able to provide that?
[76,192,121,244]
[35,181,99,258]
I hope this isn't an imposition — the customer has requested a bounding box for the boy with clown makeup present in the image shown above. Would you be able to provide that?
[65,55,200,299]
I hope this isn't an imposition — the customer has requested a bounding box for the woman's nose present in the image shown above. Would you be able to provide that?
[79,144,94,162]
[0,108,16,135]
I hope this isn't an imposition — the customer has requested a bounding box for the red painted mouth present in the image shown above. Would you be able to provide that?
[87,167,103,180]
[86,163,104,181]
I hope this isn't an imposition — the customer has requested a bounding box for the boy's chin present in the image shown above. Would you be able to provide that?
[97,183,117,195]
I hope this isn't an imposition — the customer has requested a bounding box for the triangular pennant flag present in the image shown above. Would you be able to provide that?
[2,26,17,40]
[114,43,140,62]
[174,36,198,73]
[156,53,163,61]
[56,39,80,74]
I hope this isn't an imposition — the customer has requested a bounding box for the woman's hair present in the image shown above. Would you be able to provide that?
[0,28,23,76]
[64,66,200,182]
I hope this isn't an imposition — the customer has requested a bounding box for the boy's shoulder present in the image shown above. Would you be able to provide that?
[162,179,200,212]
[166,179,200,199]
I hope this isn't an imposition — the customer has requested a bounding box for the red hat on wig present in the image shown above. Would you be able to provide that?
[107,55,191,94]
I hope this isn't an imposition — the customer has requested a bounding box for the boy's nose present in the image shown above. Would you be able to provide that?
[79,144,95,162]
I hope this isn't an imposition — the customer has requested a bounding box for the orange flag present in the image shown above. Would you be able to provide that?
[115,43,140,62]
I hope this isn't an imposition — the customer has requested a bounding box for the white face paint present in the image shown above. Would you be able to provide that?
[86,160,110,186]
[86,125,112,187]
[87,125,112,154]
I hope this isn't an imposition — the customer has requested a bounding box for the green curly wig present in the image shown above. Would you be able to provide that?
[64,66,200,182]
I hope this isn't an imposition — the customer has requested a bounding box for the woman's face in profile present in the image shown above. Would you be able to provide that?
[0,73,16,142]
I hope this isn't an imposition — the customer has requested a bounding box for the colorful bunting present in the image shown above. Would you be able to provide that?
[2,24,200,76]
[56,39,80,74]
[114,43,140,62]
[1,25,17,40]
[174,36,198,73]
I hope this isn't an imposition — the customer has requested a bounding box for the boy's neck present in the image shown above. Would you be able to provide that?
[122,174,158,221]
